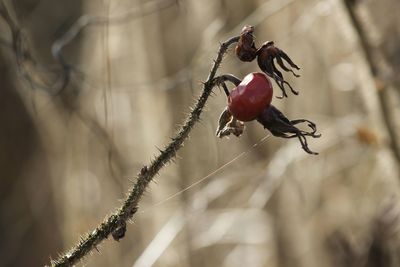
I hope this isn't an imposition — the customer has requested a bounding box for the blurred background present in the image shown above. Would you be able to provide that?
[1,0,400,266]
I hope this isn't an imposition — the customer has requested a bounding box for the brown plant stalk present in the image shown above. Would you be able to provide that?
[343,0,400,171]
[48,35,240,267]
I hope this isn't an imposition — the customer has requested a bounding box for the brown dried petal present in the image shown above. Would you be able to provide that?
[216,107,245,138]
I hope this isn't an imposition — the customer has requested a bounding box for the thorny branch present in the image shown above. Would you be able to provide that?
[48,35,240,267]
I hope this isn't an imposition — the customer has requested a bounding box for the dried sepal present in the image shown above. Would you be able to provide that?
[214,74,242,97]
[257,105,320,154]
[216,107,245,138]
[257,41,300,98]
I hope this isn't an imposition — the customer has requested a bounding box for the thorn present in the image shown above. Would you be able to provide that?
[140,166,148,176]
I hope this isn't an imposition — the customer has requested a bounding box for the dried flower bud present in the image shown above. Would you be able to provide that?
[235,25,257,62]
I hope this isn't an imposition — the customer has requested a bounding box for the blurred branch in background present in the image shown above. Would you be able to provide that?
[51,0,179,94]
[0,1,69,93]
[343,0,400,172]
[327,197,400,266]
[0,0,179,95]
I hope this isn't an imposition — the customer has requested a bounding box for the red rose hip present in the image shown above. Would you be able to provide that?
[228,72,273,121]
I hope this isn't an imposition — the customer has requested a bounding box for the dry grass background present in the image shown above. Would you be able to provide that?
[1,0,400,266]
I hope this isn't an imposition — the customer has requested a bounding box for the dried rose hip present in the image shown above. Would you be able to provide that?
[228,72,273,122]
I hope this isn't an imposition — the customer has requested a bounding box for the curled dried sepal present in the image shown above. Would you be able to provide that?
[213,74,242,97]
[257,105,321,154]
[257,41,300,98]
[235,25,257,62]
[216,107,245,138]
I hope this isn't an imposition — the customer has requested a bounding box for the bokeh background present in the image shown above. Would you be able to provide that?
[1,0,400,266]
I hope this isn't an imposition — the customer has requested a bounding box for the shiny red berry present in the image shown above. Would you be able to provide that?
[228,72,273,122]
